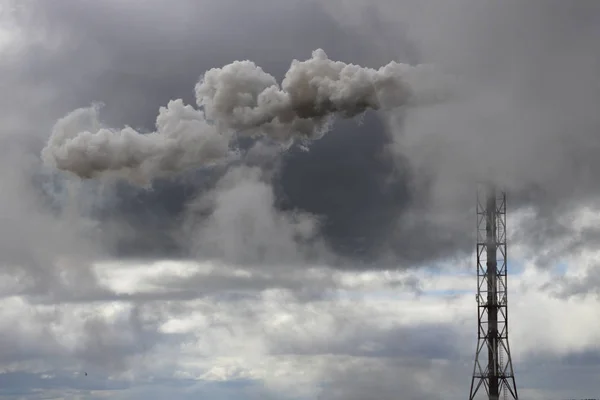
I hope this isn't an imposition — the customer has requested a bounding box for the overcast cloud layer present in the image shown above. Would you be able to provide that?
[1,0,600,398]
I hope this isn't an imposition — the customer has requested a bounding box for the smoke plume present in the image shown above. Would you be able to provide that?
[42,49,447,184]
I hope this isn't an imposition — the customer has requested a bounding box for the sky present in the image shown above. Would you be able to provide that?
[1,0,600,399]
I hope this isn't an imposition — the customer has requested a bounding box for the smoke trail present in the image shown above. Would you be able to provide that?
[42,49,448,184]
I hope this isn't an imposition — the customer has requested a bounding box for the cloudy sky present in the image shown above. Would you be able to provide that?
[1,0,600,399]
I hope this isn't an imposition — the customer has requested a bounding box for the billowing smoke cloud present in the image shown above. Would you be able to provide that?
[41,100,231,186]
[42,49,447,184]
[196,48,443,135]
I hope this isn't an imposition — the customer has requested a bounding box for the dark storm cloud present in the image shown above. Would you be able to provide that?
[16,0,425,266]
[276,113,412,262]
[9,0,600,274]
[27,0,399,129]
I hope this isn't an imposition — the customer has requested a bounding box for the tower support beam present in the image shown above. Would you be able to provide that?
[468,184,518,400]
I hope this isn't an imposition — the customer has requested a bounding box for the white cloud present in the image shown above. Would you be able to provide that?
[1,246,598,398]
[0,202,599,398]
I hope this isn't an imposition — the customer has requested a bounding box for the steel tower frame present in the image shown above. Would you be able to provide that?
[468,185,518,400]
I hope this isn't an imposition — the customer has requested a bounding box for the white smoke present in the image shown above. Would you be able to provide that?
[42,100,231,185]
[42,49,449,184]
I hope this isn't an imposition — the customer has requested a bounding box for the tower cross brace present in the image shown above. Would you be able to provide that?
[468,185,518,400]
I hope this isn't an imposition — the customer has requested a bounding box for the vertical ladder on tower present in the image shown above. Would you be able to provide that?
[499,347,506,400]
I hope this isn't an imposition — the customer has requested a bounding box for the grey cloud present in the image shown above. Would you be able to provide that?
[276,113,413,264]
[1,277,598,399]
[268,322,465,362]
[0,147,105,301]
[72,305,160,372]
[0,371,128,399]
[25,0,392,129]
[10,0,426,267]
[512,206,600,269]
[0,300,173,392]
[147,271,334,302]
[542,258,600,299]
[7,0,600,272]
[108,380,278,400]
[3,1,600,397]
[318,350,600,400]
[322,0,600,271]
[516,352,600,398]
[317,357,469,400]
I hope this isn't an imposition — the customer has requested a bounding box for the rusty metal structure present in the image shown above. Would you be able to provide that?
[468,184,518,400]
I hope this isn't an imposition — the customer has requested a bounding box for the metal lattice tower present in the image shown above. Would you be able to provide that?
[468,185,518,400]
